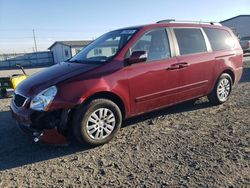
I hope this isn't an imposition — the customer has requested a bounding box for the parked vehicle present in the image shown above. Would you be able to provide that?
[240,36,250,53]
[10,20,243,146]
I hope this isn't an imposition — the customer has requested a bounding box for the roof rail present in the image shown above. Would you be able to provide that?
[156,19,222,26]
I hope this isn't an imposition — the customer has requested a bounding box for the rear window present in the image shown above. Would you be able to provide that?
[203,28,235,51]
[174,28,207,55]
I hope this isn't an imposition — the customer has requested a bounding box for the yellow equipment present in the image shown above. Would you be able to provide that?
[0,64,28,98]
[11,74,28,89]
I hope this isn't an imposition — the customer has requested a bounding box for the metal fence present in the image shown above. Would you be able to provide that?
[0,51,54,69]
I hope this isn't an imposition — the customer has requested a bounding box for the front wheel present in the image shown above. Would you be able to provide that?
[73,99,122,146]
[208,73,233,105]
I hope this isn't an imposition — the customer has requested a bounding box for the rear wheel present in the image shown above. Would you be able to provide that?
[208,73,232,105]
[73,99,122,146]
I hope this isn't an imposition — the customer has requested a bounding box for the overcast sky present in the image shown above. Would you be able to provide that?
[0,0,249,53]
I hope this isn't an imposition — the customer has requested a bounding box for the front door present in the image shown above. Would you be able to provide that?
[127,28,180,115]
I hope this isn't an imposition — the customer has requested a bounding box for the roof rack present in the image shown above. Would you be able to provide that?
[156,19,222,26]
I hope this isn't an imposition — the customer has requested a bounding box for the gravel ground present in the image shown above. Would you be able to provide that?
[0,57,249,187]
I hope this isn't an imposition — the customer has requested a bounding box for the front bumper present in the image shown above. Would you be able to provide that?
[10,99,68,132]
[10,99,32,126]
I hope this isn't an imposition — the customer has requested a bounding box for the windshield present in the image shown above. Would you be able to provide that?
[69,29,138,64]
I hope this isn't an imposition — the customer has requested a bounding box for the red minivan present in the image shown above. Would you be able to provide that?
[10,20,243,145]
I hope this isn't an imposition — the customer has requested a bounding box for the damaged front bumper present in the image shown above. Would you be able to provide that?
[10,99,70,136]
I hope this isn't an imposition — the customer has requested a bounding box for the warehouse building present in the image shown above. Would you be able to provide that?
[48,40,92,63]
[220,15,250,38]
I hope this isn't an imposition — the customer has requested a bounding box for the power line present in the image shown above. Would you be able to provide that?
[0,36,96,40]
[0,37,33,39]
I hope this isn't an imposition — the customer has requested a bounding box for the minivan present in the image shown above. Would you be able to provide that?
[10,20,243,145]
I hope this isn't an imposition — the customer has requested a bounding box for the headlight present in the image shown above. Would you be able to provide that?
[30,86,57,111]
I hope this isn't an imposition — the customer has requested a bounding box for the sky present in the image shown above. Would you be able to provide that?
[0,0,249,53]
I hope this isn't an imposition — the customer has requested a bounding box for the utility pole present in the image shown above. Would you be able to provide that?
[33,29,38,52]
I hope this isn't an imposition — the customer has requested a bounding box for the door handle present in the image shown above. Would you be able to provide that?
[178,62,189,69]
[166,64,180,70]
[166,62,189,70]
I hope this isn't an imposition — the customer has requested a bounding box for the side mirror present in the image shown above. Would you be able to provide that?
[128,51,147,65]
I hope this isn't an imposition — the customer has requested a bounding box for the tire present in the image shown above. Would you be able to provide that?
[208,73,233,105]
[73,99,122,146]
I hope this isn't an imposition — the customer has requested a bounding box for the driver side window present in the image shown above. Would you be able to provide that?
[131,28,171,61]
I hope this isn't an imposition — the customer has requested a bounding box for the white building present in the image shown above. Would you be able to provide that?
[48,40,92,63]
[87,40,118,58]
[220,15,250,38]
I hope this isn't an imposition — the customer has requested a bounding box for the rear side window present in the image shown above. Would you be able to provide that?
[174,28,207,55]
[203,28,235,51]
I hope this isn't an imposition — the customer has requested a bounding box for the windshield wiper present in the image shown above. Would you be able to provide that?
[67,59,106,64]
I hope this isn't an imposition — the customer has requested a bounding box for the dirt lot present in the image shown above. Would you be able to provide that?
[0,57,250,187]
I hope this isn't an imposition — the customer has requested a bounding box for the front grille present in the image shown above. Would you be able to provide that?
[14,94,27,107]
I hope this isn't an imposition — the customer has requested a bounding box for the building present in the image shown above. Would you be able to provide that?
[220,15,250,38]
[48,40,92,63]
[87,40,119,58]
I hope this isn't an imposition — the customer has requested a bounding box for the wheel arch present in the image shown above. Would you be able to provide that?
[208,68,235,96]
[221,69,235,84]
[81,91,127,119]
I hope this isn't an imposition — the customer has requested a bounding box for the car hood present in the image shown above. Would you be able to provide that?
[16,62,99,96]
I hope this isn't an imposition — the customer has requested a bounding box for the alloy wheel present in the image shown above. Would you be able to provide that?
[217,78,231,102]
[86,108,116,140]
